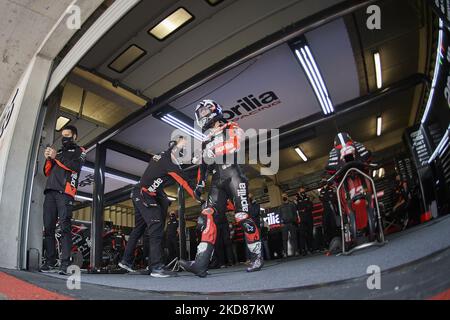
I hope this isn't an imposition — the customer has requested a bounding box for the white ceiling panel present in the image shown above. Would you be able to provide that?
[113,115,180,155]
[77,168,133,195]
[105,149,148,177]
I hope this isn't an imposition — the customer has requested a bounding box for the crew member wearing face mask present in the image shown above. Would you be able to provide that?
[278,194,299,258]
[40,125,86,275]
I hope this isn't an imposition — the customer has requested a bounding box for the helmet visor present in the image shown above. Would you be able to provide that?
[196,105,212,128]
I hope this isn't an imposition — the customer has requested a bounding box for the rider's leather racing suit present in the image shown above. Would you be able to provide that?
[185,121,262,275]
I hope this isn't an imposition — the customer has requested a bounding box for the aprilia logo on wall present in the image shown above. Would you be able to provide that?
[0,88,19,143]
[222,91,281,121]
[263,212,281,226]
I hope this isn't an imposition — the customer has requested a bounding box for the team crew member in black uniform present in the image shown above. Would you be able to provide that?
[279,193,299,257]
[319,178,339,246]
[296,186,313,254]
[179,100,263,277]
[119,137,201,277]
[41,125,86,275]
[166,211,179,263]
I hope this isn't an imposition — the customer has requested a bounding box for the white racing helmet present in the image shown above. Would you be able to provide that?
[194,99,223,130]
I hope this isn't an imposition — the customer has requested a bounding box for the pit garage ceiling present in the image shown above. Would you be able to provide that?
[112,17,360,155]
[78,0,347,99]
[72,0,430,198]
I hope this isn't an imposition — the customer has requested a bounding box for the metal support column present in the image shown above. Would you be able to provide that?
[178,185,187,260]
[91,143,106,270]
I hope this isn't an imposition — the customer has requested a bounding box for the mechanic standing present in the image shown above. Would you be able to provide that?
[179,99,263,277]
[40,125,86,275]
[279,193,299,257]
[296,186,313,254]
[319,178,339,246]
[166,211,179,263]
[118,136,201,277]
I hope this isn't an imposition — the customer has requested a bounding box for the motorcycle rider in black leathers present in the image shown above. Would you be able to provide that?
[179,100,263,277]
[41,125,86,275]
[119,136,201,277]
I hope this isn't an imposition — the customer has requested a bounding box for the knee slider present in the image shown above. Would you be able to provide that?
[201,207,215,216]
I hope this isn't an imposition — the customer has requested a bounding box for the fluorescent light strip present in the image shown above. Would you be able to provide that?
[374,52,382,89]
[295,50,328,115]
[295,147,308,162]
[165,114,205,140]
[163,114,203,140]
[376,116,382,137]
[422,19,444,124]
[304,46,334,113]
[428,127,450,163]
[161,116,204,141]
[300,48,331,114]
[161,116,197,138]
[82,166,139,185]
[338,133,346,146]
[167,116,205,141]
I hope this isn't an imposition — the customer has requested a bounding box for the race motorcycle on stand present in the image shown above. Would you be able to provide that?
[327,144,386,255]
[44,221,127,271]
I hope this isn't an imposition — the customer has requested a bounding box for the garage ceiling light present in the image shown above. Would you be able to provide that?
[293,45,334,115]
[376,116,382,137]
[161,114,205,141]
[295,147,308,162]
[108,45,146,73]
[422,19,444,124]
[428,125,450,164]
[56,116,71,131]
[374,52,382,89]
[149,8,194,41]
[205,0,224,6]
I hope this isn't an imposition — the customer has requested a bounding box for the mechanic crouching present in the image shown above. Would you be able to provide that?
[40,125,86,275]
[118,136,201,277]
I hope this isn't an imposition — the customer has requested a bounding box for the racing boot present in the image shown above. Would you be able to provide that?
[246,241,264,273]
[179,242,213,278]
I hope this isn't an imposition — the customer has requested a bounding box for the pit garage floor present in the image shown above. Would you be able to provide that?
[2,215,450,300]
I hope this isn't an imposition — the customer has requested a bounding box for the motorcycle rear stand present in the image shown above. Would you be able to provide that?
[339,240,387,256]
[86,268,127,274]
[165,257,182,272]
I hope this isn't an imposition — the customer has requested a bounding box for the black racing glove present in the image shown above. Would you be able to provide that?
[194,181,205,201]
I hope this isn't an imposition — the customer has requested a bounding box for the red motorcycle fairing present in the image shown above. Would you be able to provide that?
[338,173,373,231]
